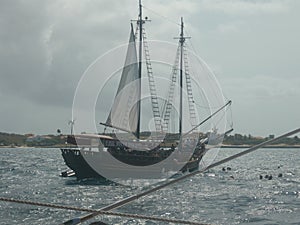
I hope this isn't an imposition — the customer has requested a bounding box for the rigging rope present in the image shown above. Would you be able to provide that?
[142,5,180,26]
[0,197,209,225]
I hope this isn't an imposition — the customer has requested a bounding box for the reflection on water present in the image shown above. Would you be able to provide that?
[0,147,299,224]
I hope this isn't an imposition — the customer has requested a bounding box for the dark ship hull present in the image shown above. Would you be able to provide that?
[61,148,107,180]
[60,134,206,181]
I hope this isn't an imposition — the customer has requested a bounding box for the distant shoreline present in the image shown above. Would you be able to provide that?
[1,132,300,148]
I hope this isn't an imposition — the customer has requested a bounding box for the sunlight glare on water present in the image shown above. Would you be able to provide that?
[0,147,299,225]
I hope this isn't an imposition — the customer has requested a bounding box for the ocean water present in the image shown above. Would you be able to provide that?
[0,147,299,225]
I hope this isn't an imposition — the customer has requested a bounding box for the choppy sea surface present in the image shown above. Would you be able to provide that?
[0,147,299,225]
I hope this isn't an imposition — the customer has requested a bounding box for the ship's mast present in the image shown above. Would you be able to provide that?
[179,17,185,135]
[137,0,143,139]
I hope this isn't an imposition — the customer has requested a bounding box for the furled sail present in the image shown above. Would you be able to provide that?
[106,24,140,134]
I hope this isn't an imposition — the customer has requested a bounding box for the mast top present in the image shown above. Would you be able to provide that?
[133,0,150,25]
[175,17,191,44]
[139,0,142,21]
[180,17,184,44]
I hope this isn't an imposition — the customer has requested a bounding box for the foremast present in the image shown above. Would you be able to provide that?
[178,17,190,136]
[136,0,143,139]
[179,17,184,135]
[103,0,162,138]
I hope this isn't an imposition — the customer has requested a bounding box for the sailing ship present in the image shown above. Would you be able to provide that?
[60,1,231,181]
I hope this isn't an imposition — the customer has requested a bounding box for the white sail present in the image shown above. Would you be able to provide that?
[106,24,140,134]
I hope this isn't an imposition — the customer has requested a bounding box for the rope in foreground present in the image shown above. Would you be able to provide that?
[0,197,209,225]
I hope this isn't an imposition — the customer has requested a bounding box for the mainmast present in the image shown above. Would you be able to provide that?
[179,17,185,135]
[137,0,143,139]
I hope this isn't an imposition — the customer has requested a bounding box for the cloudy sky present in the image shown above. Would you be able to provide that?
[0,0,299,136]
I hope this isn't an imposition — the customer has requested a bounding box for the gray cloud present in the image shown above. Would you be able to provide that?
[0,0,299,135]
